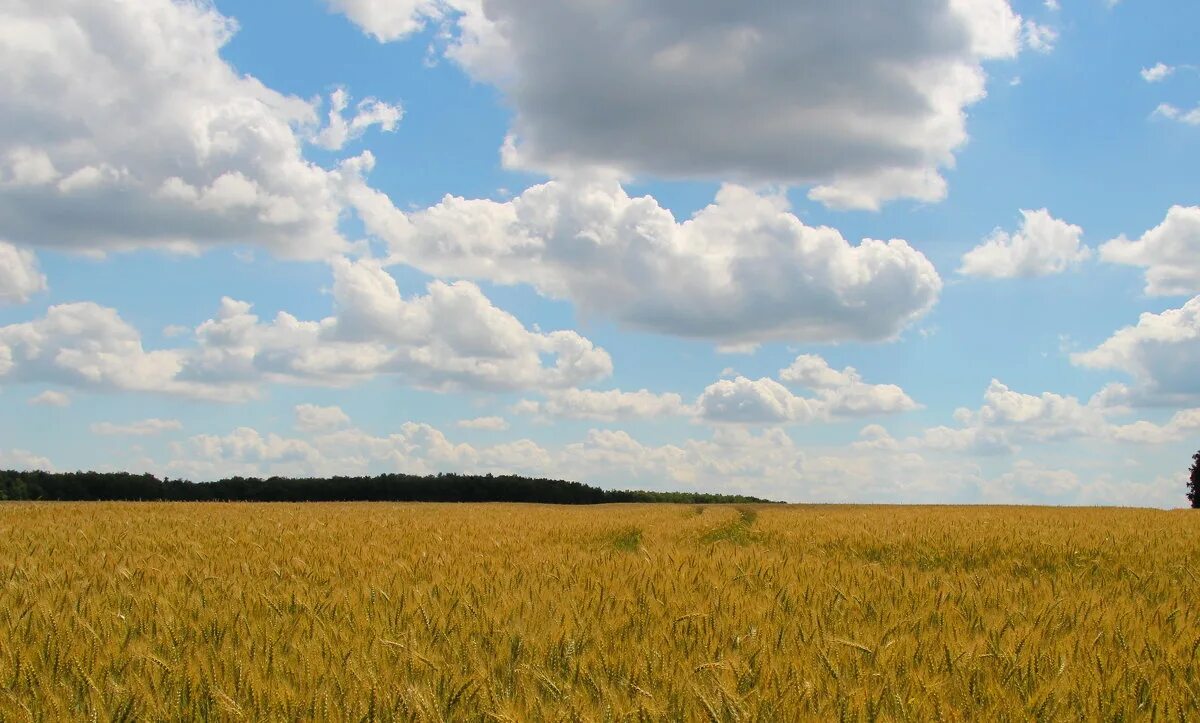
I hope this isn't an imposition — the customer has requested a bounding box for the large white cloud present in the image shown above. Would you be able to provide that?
[0,0,386,257]
[697,354,919,424]
[181,257,612,393]
[449,0,1023,209]
[0,301,238,400]
[0,258,611,398]
[778,355,921,416]
[697,377,823,425]
[959,209,1090,278]
[1072,296,1200,406]
[1100,206,1200,296]
[333,0,1027,209]
[348,173,942,344]
[0,242,46,305]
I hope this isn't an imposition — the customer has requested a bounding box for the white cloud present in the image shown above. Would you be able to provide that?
[697,354,918,424]
[181,257,612,393]
[0,448,52,471]
[515,389,689,422]
[0,302,243,400]
[27,390,69,407]
[312,88,403,151]
[1141,63,1175,82]
[778,355,921,416]
[324,0,441,42]
[1099,205,1200,295]
[859,379,1125,456]
[959,209,1089,278]
[349,175,942,345]
[456,416,510,431]
[0,0,354,258]
[514,355,917,426]
[294,404,352,433]
[697,376,823,425]
[958,380,1112,440]
[0,241,46,304]
[0,258,610,399]
[91,419,183,437]
[1044,0,1060,11]
[1022,20,1058,53]
[1072,296,1200,406]
[154,414,1190,507]
[166,422,552,481]
[982,461,1082,502]
[1153,104,1200,126]
[1110,409,1200,444]
[338,0,1024,209]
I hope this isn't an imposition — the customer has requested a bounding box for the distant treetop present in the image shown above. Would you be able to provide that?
[0,469,777,505]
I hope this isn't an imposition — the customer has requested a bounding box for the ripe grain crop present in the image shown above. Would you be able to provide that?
[1,502,1198,720]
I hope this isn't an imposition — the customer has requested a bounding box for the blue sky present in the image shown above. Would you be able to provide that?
[1,0,1198,505]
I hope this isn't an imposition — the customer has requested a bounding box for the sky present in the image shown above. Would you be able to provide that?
[1,0,1198,506]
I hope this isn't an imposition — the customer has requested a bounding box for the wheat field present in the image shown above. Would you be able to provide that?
[0,502,1197,721]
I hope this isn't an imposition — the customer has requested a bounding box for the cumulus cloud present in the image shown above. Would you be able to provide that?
[0,0,356,257]
[1141,63,1175,82]
[27,390,69,407]
[91,419,183,437]
[167,422,552,481]
[1153,104,1200,126]
[324,0,441,42]
[959,209,1089,278]
[456,416,510,431]
[0,258,610,399]
[334,0,1025,209]
[866,376,1200,457]
[348,174,942,345]
[514,389,689,422]
[1072,296,1200,406]
[294,404,352,433]
[312,89,403,151]
[181,257,611,393]
[1100,205,1200,295]
[1109,409,1200,444]
[0,302,242,400]
[0,448,52,471]
[697,354,919,424]
[778,355,921,416]
[858,380,1122,456]
[697,377,823,425]
[465,0,1022,208]
[0,242,46,305]
[954,380,1112,440]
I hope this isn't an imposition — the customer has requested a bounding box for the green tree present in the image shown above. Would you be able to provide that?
[1190,450,1200,509]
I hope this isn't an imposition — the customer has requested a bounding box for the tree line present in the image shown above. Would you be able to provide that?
[1190,450,1200,509]
[0,469,776,505]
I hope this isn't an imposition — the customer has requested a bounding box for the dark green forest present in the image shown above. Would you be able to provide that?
[0,470,775,504]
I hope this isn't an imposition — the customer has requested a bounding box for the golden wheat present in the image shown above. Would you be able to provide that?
[1,502,1198,720]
